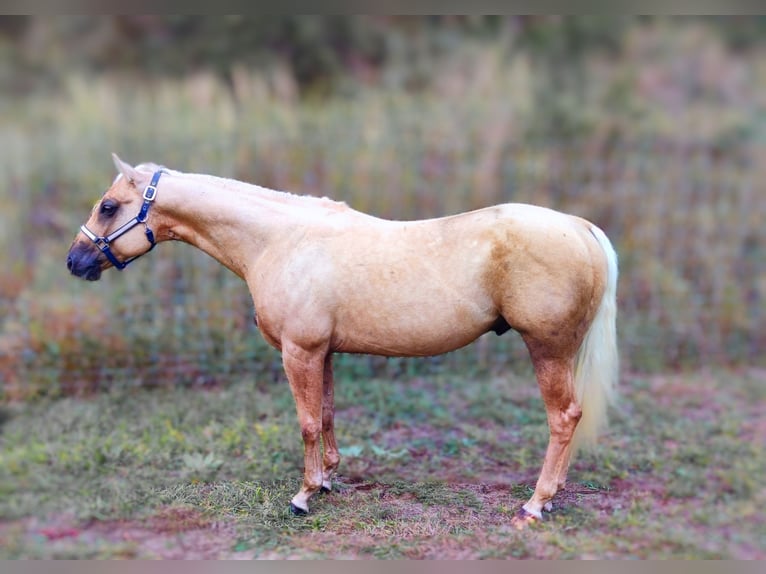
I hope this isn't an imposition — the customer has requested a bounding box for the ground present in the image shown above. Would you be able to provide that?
[1,368,764,559]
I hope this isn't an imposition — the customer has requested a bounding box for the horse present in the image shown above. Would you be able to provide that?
[67,154,618,528]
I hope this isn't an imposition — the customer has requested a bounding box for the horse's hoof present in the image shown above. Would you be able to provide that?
[290,502,308,516]
[320,485,332,494]
[510,508,540,530]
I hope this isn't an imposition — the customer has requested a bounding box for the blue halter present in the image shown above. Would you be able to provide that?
[80,169,165,270]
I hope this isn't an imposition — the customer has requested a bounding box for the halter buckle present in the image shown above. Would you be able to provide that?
[143,184,158,201]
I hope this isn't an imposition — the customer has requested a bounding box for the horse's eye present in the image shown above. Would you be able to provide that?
[100,201,117,217]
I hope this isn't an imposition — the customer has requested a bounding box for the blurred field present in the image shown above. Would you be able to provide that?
[1,20,764,399]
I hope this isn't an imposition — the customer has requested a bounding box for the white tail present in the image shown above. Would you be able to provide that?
[572,224,619,450]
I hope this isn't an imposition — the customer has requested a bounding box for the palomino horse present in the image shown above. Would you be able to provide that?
[67,154,618,528]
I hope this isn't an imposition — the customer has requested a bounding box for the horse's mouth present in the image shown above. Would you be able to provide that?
[68,260,103,281]
[67,245,104,281]
[79,265,103,281]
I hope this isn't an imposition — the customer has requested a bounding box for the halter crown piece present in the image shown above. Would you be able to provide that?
[80,169,166,270]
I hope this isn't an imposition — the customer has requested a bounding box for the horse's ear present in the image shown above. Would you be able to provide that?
[112,153,140,185]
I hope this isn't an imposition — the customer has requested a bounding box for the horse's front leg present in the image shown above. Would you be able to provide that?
[321,354,341,492]
[282,340,327,515]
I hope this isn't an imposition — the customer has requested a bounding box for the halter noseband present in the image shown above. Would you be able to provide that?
[80,169,165,270]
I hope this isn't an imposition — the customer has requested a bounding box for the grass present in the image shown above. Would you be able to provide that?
[1,366,763,559]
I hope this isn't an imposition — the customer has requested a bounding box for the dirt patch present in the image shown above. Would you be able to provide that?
[2,507,251,560]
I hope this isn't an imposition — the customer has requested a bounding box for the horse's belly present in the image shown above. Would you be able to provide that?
[332,297,495,357]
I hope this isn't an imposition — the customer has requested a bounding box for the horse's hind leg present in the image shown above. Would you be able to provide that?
[512,350,581,529]
[321,354,341,492]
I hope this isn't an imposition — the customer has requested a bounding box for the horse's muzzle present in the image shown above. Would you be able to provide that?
[66,242,104,281]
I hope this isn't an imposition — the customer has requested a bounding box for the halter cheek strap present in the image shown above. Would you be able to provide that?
[80,169,165,270]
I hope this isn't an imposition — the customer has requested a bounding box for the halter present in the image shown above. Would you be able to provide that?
[80,169,165,270]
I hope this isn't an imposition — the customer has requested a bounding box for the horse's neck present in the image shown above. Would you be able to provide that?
[157,173,309,278]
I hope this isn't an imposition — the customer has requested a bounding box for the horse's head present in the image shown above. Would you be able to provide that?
[67,154,165,281]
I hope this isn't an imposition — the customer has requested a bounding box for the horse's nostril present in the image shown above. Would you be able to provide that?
[66,254,74,272]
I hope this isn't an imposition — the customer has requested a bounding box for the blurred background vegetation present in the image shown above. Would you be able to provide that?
[0,16,764,399]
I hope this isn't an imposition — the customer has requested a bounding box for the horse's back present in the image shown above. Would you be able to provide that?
[320,203,607,356]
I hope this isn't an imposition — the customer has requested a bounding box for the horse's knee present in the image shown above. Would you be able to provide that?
[300,419,322,443]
